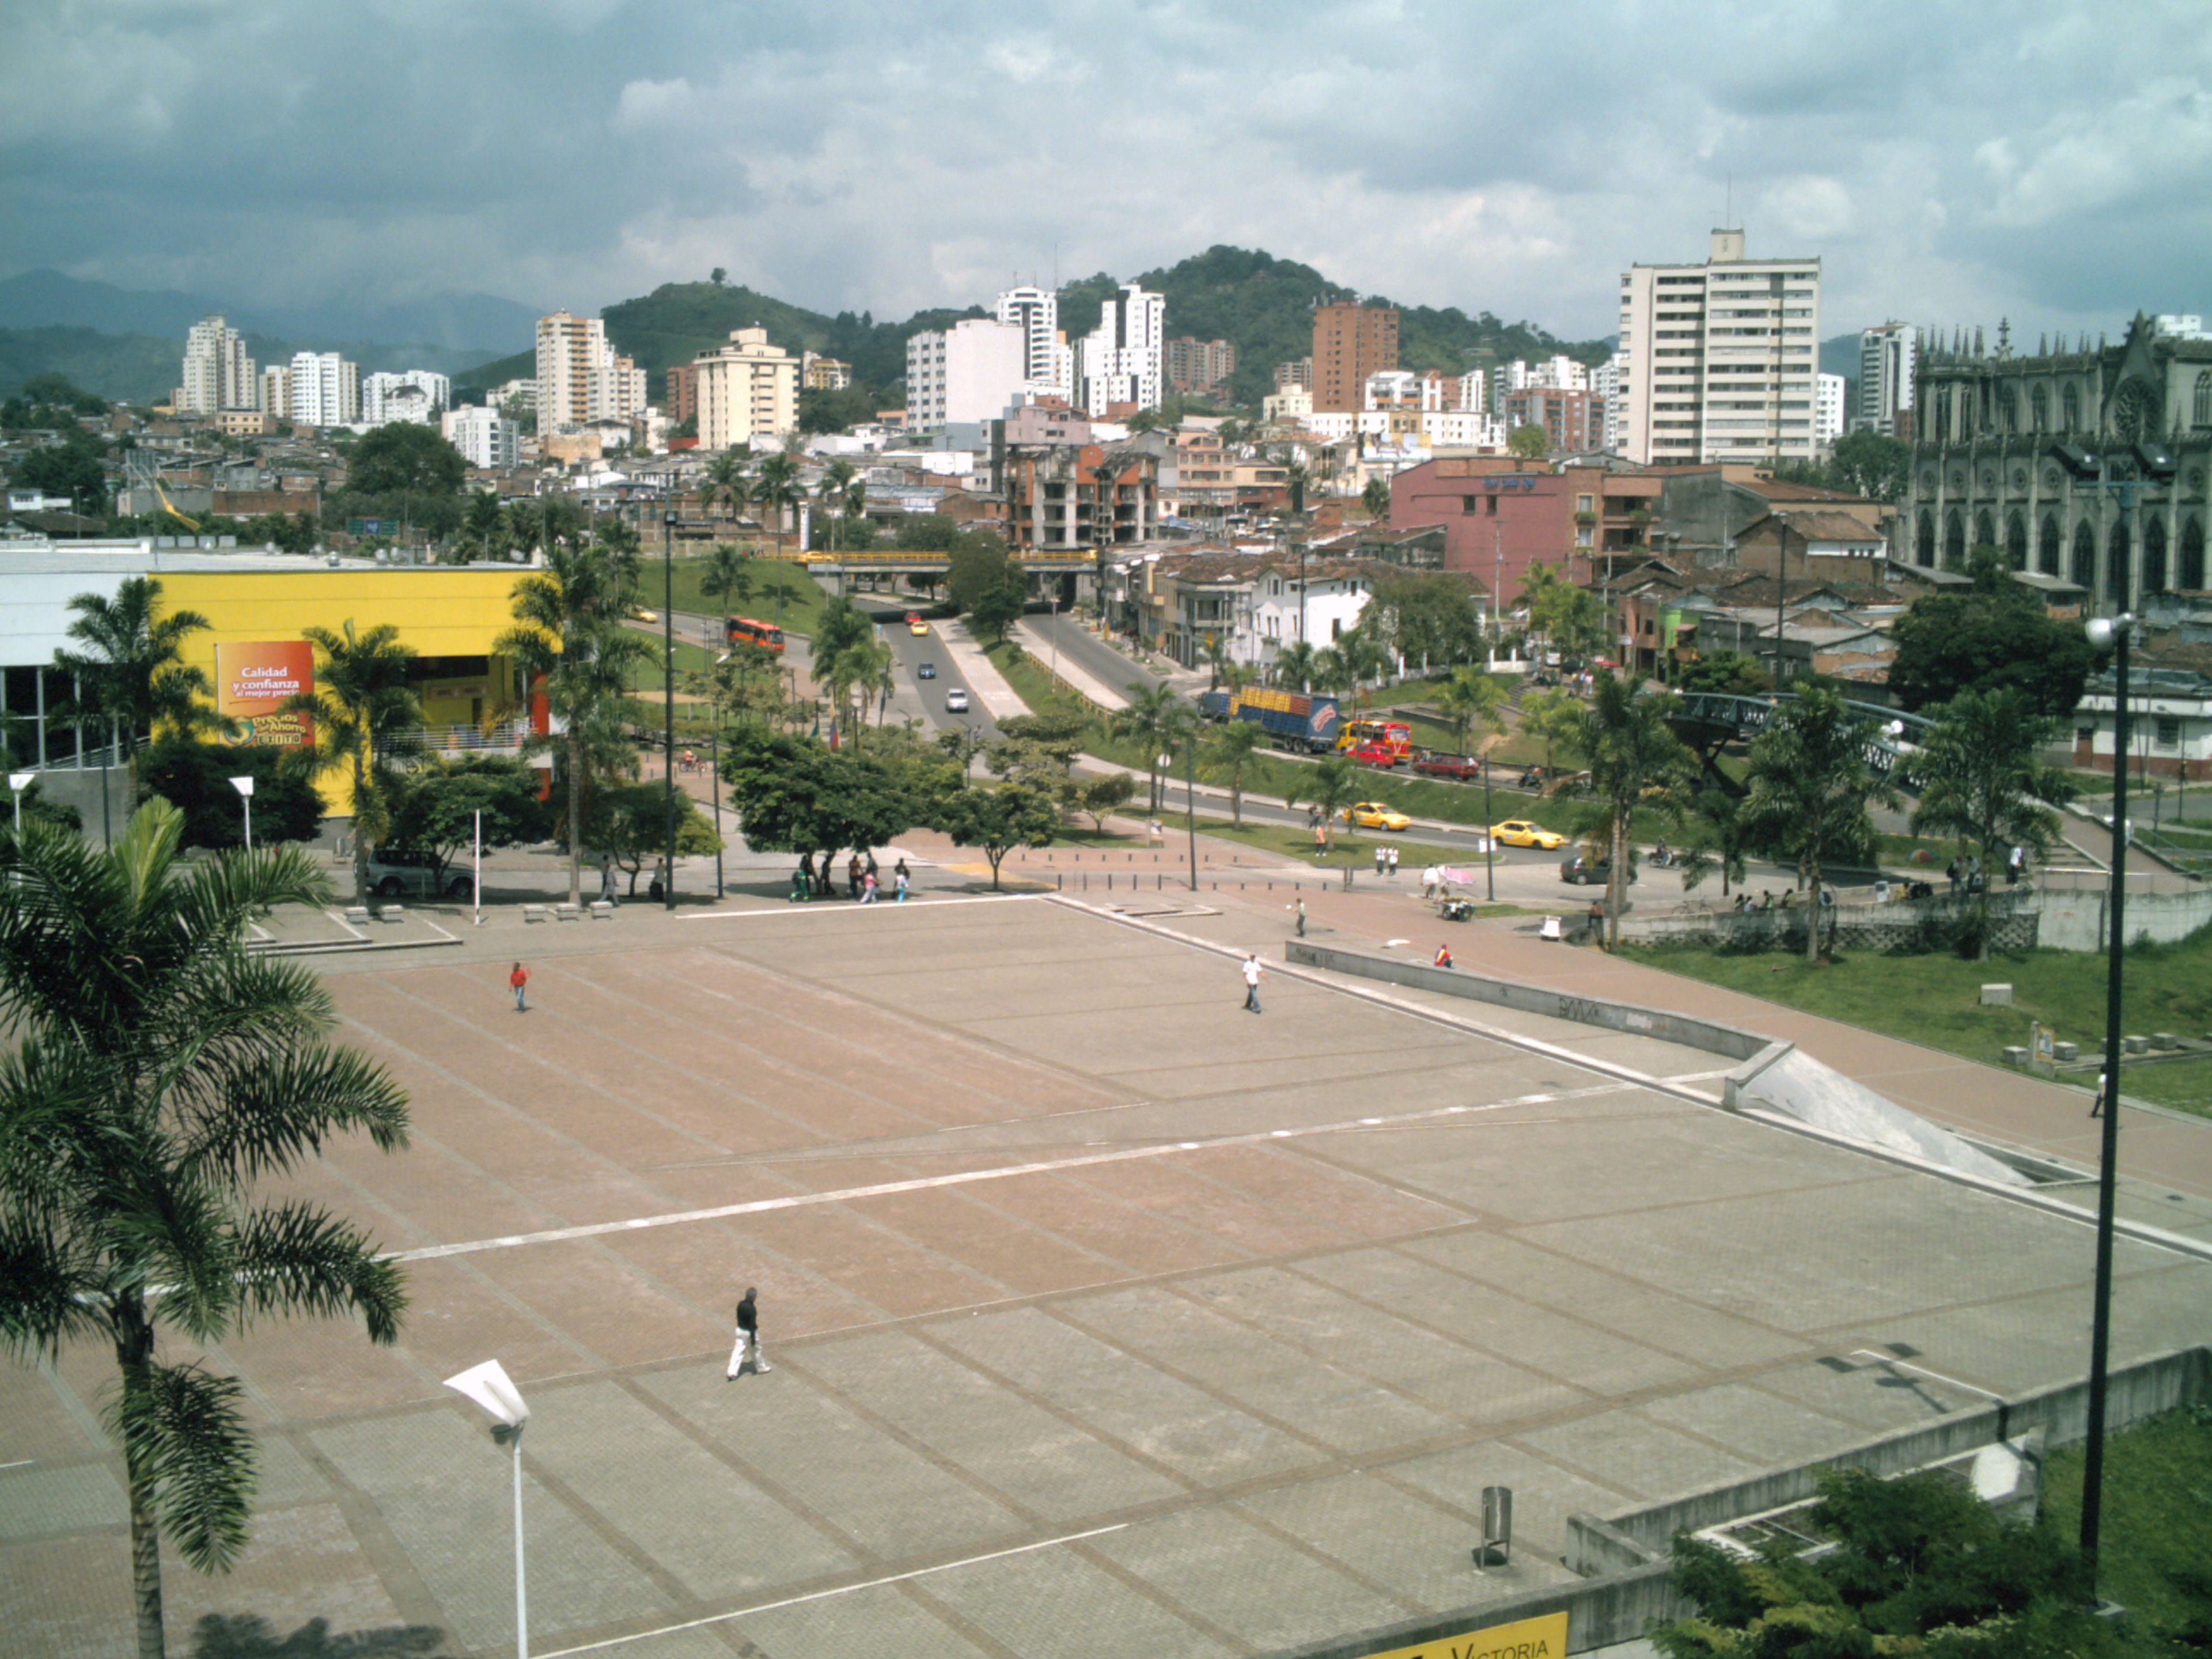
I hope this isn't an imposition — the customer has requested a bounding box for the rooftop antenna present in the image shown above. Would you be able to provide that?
[1724,172,1733,229]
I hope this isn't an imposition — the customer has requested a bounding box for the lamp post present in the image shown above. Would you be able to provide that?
[228,775,254,853]
[1483,758,1495,903]
[444,1359,532,1659]
[8,770,33,838]
[662,510,677,911]
[2078,609,2134,1600]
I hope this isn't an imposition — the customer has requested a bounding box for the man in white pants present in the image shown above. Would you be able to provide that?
[726,1286,769,1377]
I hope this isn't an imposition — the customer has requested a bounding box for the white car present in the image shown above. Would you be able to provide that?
[945,687,970,713]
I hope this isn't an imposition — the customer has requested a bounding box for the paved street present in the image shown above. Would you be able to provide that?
[4,869,2208,1659]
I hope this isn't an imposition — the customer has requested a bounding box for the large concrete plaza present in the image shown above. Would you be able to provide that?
[3,889,2209,1659]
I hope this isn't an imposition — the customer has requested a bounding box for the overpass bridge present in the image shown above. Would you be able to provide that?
[666,520,1099,578]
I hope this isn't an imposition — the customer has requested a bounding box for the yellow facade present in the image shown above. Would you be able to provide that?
[160,566,529,814]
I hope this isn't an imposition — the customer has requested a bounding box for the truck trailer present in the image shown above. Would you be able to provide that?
[1196,687,1342,753]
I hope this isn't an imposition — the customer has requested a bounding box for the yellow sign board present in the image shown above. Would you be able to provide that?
[1358,1610,1568,1659]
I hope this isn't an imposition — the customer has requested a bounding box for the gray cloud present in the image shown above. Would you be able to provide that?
[3,0,2205,350]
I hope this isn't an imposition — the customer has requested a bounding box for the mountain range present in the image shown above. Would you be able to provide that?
[0,252,1866,410]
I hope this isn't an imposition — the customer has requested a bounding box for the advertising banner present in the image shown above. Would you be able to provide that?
[215,641,315,748]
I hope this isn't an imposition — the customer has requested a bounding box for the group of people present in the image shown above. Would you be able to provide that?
[789,851,910,904]
[1371,845,1403,878]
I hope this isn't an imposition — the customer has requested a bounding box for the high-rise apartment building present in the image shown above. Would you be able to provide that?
[1078,283,1165,416]
[907,319,1027,430]
[1312,302,1398,414]
[692,328,797,450]
[289,352,359,427]
[1815,373,1847,445]
[260,366,292,425]
[1857,322,1916,437]
[1615,229,1822,465]
[994,286,1073,399]
[181,317,256,414]
[362,370,450,426]
[442,405,518,470]
[535,310,646,433]
[1166,337,1236,394]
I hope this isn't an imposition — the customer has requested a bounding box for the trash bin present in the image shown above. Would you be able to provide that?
[1474,1485,1513,1567]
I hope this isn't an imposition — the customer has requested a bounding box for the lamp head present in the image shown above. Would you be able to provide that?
[228,775,255,798]
[2085,613,2134,653]
[444,1358,530,1433]
[7,771,33,793]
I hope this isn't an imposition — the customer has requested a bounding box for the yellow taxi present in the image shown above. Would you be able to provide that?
[1342,801,1412,832]
[1490,819,1566,850]
[906,611,929,636]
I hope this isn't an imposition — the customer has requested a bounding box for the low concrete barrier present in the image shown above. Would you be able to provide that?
[1618,893,2040,955]
[1285,941,1770,1061]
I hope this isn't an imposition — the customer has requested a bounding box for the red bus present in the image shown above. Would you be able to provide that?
[725,616,785,654]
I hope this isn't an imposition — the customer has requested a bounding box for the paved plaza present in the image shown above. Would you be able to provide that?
[4,887,2211,1659]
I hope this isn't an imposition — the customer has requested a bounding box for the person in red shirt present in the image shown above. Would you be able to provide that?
[509,962,528,1013]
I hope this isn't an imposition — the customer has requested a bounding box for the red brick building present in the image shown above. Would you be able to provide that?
[1312,304,1398,414]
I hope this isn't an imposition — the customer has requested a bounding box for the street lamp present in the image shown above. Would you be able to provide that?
[2077,609,2135,1599]
[7,770,32,838]
[228,775,255,853]
[663,510,678,911]
[444,1359,532,1659]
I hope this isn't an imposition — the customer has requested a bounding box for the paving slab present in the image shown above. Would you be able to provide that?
[3,894,2209,1659]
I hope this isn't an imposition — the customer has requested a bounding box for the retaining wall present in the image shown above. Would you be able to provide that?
[1263,1347,2207,1659]
[1285,941,1770,1061]
[2037,882,2212,950]
[1615,894,2040,954]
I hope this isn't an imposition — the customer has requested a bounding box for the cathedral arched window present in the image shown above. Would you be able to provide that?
[2108,521,2131,604]
[1933,387,1952,440]
[1975,509,1995,554]
[1996,384,2017,433]
[2039,513,2061,576]
[2030,382,2048,432]
[2062,383,2081,432]
[2145,516,2169,593]
[1944,509,1966,570]
[2006,512,2028,570]
[2196,371,2211,429]
[2183,518,2206,590]
[1916,510,1936,567]
[2071,520,2096,588]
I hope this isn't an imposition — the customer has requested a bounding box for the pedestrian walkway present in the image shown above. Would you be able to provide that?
[931,616,1025,722]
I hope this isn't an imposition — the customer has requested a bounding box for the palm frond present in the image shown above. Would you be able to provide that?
[106,1361,256,1575]
[229,1203,408,1343]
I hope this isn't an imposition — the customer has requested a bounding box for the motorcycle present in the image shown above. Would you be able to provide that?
[1649,844,1677,868]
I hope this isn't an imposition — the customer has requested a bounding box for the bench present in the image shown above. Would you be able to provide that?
[589,901,616,919]
[522,904,552,924]
[343,906,372,927]
[554,903,584,922]
[379,903,405,923]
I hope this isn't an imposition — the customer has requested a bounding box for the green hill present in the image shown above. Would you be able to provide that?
[464,248,1611,411]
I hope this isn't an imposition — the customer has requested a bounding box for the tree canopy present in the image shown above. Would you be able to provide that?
[345,422,469,497]
[1740,685,1897,960]
[137,736,327,850]
[722,729,938,868]
[1887,589,2099,717]
[931,781,1059,889]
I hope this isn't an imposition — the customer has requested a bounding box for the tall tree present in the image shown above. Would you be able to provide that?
[1887,589,2099,717]
[1109,681,1187,812]
[931,781,1061,890]
[1517,685,1585,779]
[751,451,805,543]
[0,802,409,1659]
[701,449,753,525]
[1284,753,1362,832]
[497,544,657,905]
[1272,639,1318,693]
[816,458,865,554]
[1201,718,1270,827]
[1573,673,1696,946]
[722,728,935,881]
[346,423,467,497]
[1362,476,1390,523]
[51,576,217,802]
[1741,685,1897,963]
[1437,666,1508,759]
[284,621,423,907]
[1901,687,2077,959]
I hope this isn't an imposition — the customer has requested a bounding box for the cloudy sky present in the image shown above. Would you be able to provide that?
[5,0,2207,347]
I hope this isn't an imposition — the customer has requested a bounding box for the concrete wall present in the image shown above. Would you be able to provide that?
[1262,1348,2207,1659]
[1616,895,2040,955]
[2038,882,2212,951]
[1285,942,1770,1061]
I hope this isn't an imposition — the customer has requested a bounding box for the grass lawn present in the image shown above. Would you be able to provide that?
[1615,931,2212,1118]
[2041,1406,2212,1643]
[661,555,829,639]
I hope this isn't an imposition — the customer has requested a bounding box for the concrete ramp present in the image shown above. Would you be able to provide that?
[1727,1044,2029,1187]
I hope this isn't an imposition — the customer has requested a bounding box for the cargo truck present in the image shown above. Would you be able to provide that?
[1195,687,1342,752]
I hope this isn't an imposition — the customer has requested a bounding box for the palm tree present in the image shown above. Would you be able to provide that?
[51,576,217,802]
[702,543,752,618]
[752,452,805,547]
[1437,666,1507,759]
[1901,687,2075,960]
[1573,672,1696,947]
[1286,753,1361,835]
[817,459,865,554]
[1273,639,1319,694]
[285,621,423,906]
[1518,686,1585,781]
[702,448,752,525]
[1202,718,1269,827]
[1741,685,1898,963]
[1109,681,1187,812]
[0,801,410,1659]
[1312,645,1354,701]
[497,544,658,905]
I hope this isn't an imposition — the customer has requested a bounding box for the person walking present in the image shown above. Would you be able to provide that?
[509,961,528,1013]
[847,854,863,900]
[1291,896,1307,938]
[1241,953,1263,1014]
[599,854,619,904]
[1374,844,1387,878]
[1387,846,1400,880]
[895,869,909,903]
[861,870,878,904]
[726,1286,768,1377]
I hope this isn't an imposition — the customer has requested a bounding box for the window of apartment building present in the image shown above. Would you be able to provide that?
[2157,716,2183,748]
[1576,494,1594,513]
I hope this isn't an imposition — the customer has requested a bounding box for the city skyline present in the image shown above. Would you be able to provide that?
[3,2,2205,351]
